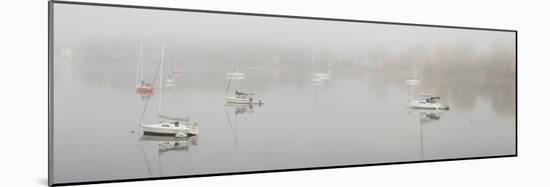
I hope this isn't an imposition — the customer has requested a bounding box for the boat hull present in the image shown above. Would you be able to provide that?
[225,96,253,104]
[140,122,199,135]
[226,72,246,80]
[405,79,420,85]
[136,85,154,92]
[408,101,449,110]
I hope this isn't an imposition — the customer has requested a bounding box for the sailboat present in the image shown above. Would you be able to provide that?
[406,78,449,110]
[225,57,246,80]
[311,54,331,85]
[164,54,176,86]
[136,41,155,92]
[140,43,199,137]
[224,57,262,105]
[226,72,246,79]
[408,94,449,110]
[405,63,449,110]
[165,75,175,85]
[405,63,420,86]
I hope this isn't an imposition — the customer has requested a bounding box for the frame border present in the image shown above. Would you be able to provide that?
[48,0,518,186]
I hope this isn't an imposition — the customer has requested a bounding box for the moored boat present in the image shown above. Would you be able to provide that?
[226,72,246,79]
[140,42,199,137]
[141,121,199,136]
[408,95,450,110]
[225,90,262,104]
[136,80,154,92]
[405,79,419,85]
[224,57,263,105]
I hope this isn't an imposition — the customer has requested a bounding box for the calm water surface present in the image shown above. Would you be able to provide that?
[53,62,516,183]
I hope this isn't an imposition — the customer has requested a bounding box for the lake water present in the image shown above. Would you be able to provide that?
[52,61,516,184]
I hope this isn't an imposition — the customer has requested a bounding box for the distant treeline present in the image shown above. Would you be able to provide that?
[363,40,515,77]
[55,36,516,78]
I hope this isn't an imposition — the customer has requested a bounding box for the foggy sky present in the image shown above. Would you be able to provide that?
[54,3,515,57]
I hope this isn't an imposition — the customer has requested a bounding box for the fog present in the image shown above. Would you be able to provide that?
[54,3,514,70]
[52,3,516,184]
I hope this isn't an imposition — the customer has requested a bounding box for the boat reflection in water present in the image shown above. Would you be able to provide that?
[312,72,332,86]
[225,102,259,115]
[224,102,262,148]
[409,109,442,122]
[138,134,199,177]
[136,89,154,100]
[408,108,446,160]
[140,134,199,153]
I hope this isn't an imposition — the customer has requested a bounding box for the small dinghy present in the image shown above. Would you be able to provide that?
[408,95,450,110]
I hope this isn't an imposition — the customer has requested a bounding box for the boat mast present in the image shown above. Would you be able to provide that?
[316,55,321,73]
[159,42,165,115]
[135,51,140,85]
[140,40,144,81]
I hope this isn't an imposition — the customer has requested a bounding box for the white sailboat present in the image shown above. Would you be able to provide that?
[141,121,198,137]
[140,43,199,136]
[311,54,331,85]
[405,63,449,110]
[224,57,262,105]
[164,55,176,86]
[405,79,420,86]
[165,75,175,85]
[405,63,420,86]
[225,58,245,80]
[225,90,259,104]
[226,72,246,79]
[408,94,449,110]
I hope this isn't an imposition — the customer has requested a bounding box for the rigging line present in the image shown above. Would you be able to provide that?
[140,40,144,81]
[224,57,238,95]
[138,57,163,123]
[150,54,162,87]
